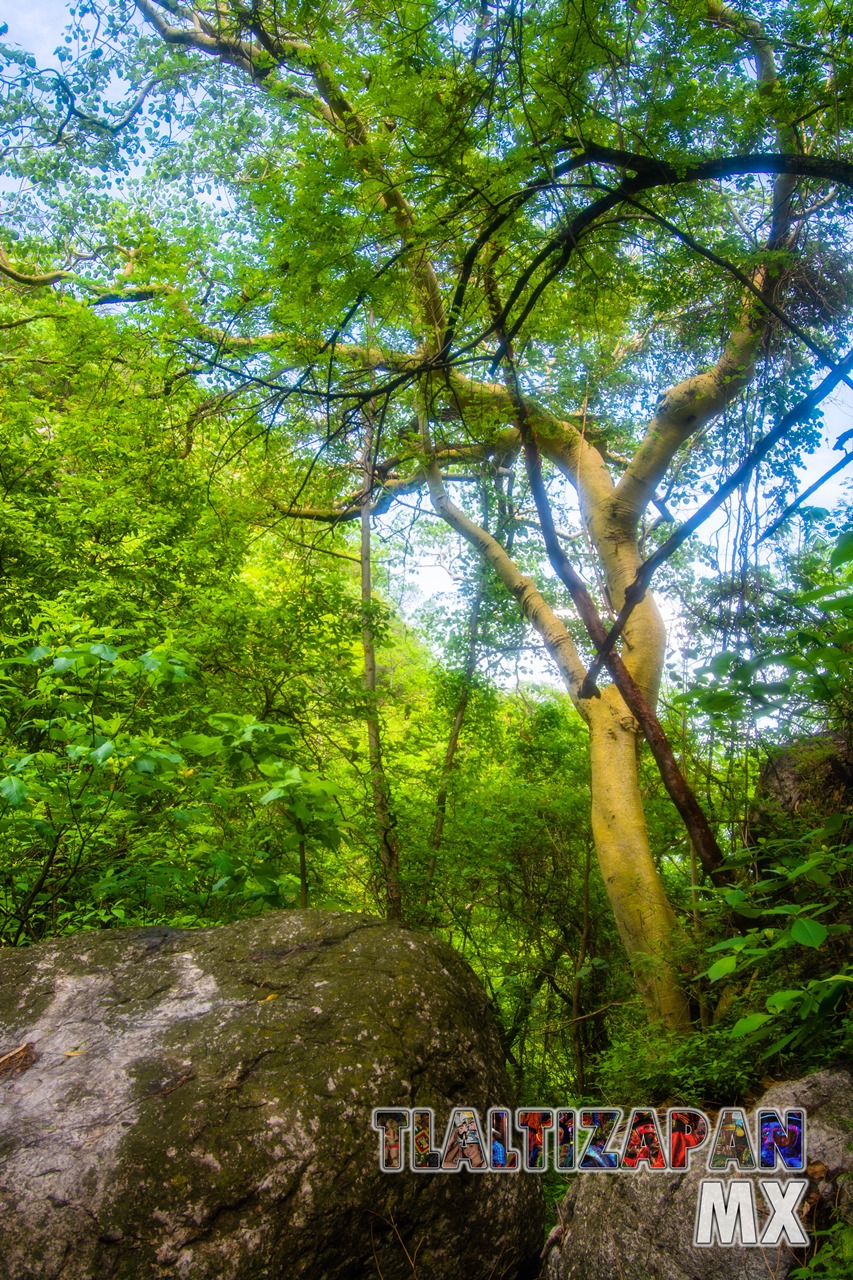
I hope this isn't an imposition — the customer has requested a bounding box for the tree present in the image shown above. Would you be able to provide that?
[2,0,852,1026]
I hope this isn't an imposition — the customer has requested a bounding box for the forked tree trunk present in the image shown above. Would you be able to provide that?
[421,436,692,1027]
[482,277,699,1029]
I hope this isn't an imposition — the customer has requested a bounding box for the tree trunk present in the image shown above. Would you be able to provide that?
[587,687,691,1028]
[420,427,692,1026]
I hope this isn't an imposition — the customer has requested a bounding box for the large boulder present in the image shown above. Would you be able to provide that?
[0,910,543,1279]
[749,732,853,843]
[543,1070,853,1280]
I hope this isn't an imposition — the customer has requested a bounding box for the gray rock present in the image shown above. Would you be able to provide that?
[544,1070,853,1280]
[0,910,543,1279]
[750,733,853,843]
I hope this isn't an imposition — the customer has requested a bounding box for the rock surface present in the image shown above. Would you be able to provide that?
[750,732,853,842]
[0,910,543,1279]
[543,1070,853,1280]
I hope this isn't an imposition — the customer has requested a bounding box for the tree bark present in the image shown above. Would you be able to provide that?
[586,689,691,1028]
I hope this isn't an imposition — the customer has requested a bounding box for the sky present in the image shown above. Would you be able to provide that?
[4,0,74,66]
[798,392,853,507]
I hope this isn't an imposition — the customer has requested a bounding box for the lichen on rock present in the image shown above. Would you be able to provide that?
[0,910,543,1279]
[543,1070,853,1280]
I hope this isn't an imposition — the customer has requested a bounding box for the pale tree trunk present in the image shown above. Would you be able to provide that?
[587,689,690,1028]
[360,414,403,921]
[418,414,692,1024]
[480,285,695,1026]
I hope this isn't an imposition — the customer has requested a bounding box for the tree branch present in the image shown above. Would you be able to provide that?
[484,274,727,878]
[134,0,279,79]
[584,346,853,689]
[0,245,73,288]
[417,393,587,697]
[619,192,853,394]
[758,449,853,544]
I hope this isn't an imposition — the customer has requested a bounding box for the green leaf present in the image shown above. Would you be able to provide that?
[178,733,222,756]
[830,529,853,569]
[701,691,741,713]
[0,776,29,806]
[731,1012,772,1037]
[760,1029,802,1058]
[708,954,738,981]
[708,650,738,674]
[765,989,802,1013]
[260,786,285,804]
[90,740,115,765]
[791,917,828,948]
[89,643,118,663]
[707,936,747,952]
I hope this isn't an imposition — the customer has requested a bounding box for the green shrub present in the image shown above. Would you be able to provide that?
[592,1024,760,1107]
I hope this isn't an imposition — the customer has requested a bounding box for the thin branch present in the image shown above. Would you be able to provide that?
[758,449,853,543]
[620,192,853,394]
[0,312,56,330]
[60,77,162,136]
[584,346,853,691]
